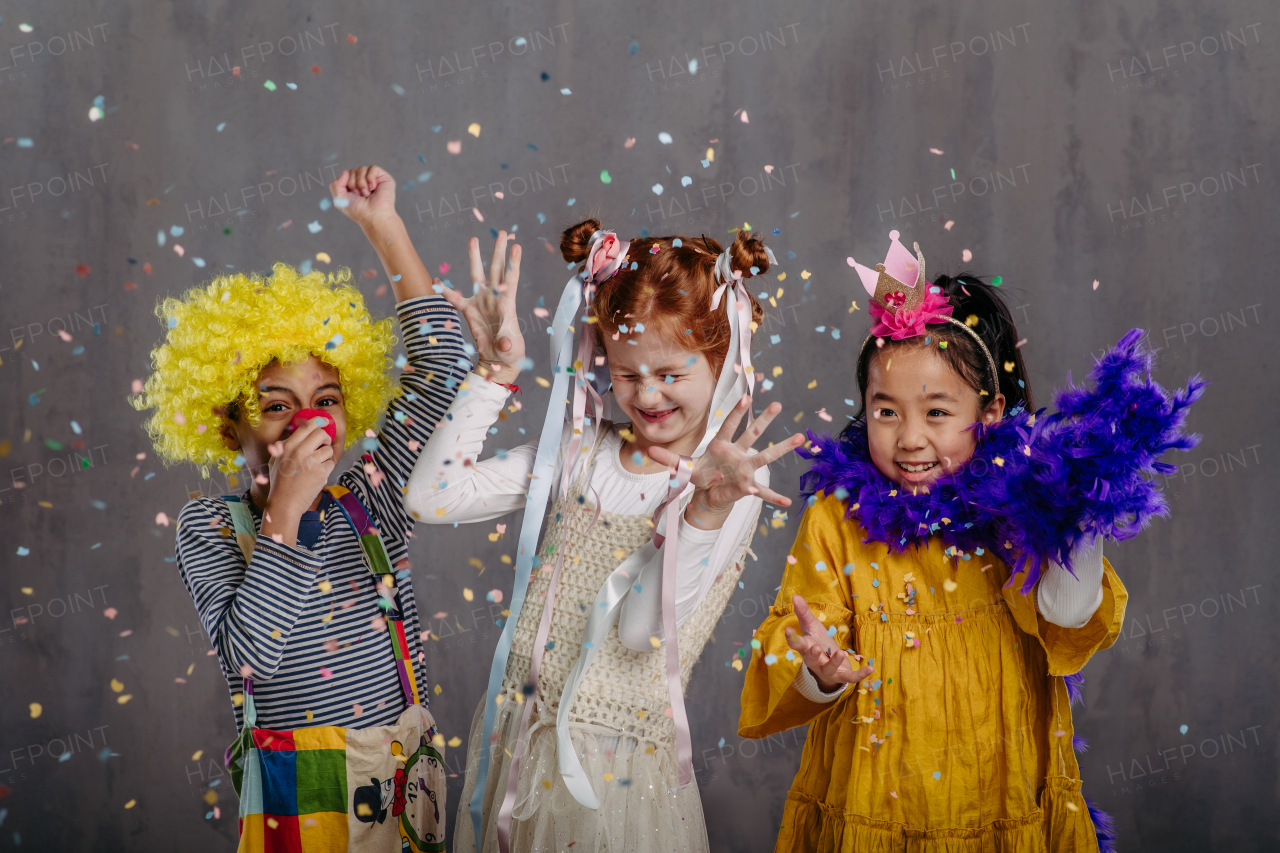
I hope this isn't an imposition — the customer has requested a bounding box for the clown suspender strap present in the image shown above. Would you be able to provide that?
[222,483,420,718]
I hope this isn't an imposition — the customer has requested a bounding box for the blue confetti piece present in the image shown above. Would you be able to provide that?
[827,625,837,637]
[17,137,33,148]
[391,83,406,95]
[72,345,84,355]
[560,87,572,95]
[843,563,855,575]
[814,561,827,571]
[871,578,879,587]
[216,122,227,132]
[933,771,942,780]
[319,198,332,211]
[167,316,179,328]
[431,125,442,132]
[658,132,673,144]
[307,220,322,233]
[629,41,640,54]
[567,198,576,206]
[298,260,312,274]
[718,737,725,748]
[1180,724,1189,735]
[772,228,781,235]
[16,546,30,556]
[764,653,778,665]
[170,225,184,237]
[90,500,107,510]
[193,257,206,267]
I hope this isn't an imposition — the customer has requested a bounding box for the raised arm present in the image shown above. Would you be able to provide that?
[331,165,437,303]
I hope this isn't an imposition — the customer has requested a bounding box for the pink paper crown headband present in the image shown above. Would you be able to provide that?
[850,230,998,391]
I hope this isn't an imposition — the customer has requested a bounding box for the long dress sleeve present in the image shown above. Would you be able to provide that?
[404,370,546,523]
[738,493,858,739]
[616,461,767,651]
[1004,552,1127,676]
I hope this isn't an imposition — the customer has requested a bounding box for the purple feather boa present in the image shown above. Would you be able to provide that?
[798,329,1206,593]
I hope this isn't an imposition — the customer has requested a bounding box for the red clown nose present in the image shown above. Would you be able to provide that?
[285,408,337,443]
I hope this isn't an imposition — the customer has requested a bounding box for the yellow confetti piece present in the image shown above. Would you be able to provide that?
[271,629,282,638]
[542,779,553,789]
[705,147,714,162]
[1065,801,1080,812]
[435,683,443,695]
[732,658,743,671]
[994,457,1005,467]
[21,587,33,595]
[603,773,615,782]
[636,710,647,719]
[232,692,244,707]
[111,678,124,693]
[772,366,783,377]
[38,501,52,508]
[203,790,218,805]
[469,558,483,569]
[807,380,817,389]
[354,804,371,818]
[777,272,786,281]
[29,702,42,718]
[117,694,133,704]
[305,709,314,721]
[186,663,195,676]
[468,122,481,137]
[650,636,661,649]
[124,799,137,809]
[448,736,462,747]
[942,579,958,592]
[315,252,331,264]
[432,733,446,747]
[318,579,332,593]
[436,507,447,517]
[535,376,550,388]
[191,750,203,761]
[800,270,811,279]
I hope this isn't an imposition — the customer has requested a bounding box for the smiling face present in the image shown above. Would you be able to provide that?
[219,355,347,486]
[603,330,718,458]
[864,344,1004,490]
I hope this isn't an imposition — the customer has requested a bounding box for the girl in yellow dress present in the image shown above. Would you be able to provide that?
[739,232,1204,852]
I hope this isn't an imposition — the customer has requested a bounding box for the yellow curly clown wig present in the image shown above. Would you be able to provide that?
[130,263,398,477]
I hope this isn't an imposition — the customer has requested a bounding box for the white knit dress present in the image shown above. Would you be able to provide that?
[452,434,758,853]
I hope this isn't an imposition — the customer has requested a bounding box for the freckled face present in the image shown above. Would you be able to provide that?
[863,345,1003,489]
[221,356,347,474]
[603,330,717,457]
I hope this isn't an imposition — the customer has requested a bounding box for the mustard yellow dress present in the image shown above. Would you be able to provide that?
[739,492,1127,852]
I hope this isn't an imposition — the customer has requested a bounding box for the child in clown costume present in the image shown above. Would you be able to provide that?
[739,232,1204,852]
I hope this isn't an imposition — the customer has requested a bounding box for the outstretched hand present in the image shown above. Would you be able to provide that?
[436,232,525,386]
[783,594,873,693]
[649,397,805,526]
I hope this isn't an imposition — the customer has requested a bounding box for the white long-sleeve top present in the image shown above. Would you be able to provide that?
[405,372,766,651]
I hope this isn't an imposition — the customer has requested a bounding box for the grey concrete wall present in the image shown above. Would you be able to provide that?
[0,0,1275,850]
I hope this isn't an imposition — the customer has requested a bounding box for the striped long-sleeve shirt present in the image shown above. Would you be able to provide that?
[175,295,469,732]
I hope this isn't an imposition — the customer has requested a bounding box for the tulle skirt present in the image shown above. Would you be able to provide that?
[454,693,709,853]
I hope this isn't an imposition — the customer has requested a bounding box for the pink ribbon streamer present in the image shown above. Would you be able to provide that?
[651,455,695,787]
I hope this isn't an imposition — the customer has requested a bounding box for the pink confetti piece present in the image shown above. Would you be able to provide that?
[240,663,254,677]
[1092,279,1100,290]
[624,137,636,148]
[432,611,448,619]
[943,220,954,230]
[763,165,774,173]
[173,244,185,257]
[472,207,484,222]
[739,110,749,123]
[103,607,118,619]
[155,512,170,526]
[929,148,944,155]
[961,249,972,262]
[495,523,507,534]
[446,140,461,154]
[320,666,334,679]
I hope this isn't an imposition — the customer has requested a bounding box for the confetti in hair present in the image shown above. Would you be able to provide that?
[130,263,398,476]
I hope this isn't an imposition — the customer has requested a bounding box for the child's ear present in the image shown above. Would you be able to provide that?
[218,418,241,452]
[982,392,1007,425]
